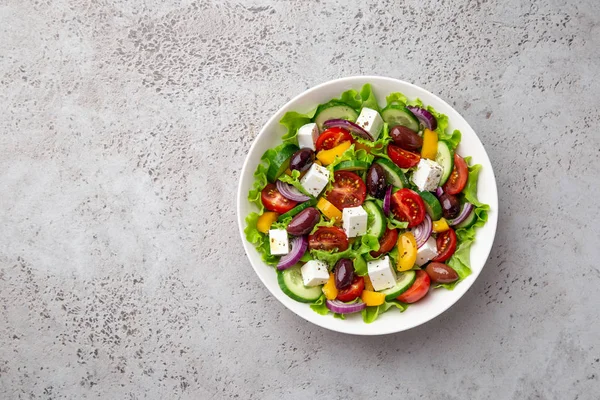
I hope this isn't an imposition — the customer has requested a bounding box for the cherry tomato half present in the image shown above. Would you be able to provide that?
[370,227,399,258]
[315,127,354,151]
[308,226,349,252]
[397,270,431,303]
[326,171,367,210]
[261,183,298,213]
[336,276,365,302]
[443,153,468,195]
[432,228,457,262]
[388,144,420,168]
[391,188,426,228]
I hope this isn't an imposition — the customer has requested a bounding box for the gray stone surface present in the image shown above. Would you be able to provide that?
[1,0,599,398]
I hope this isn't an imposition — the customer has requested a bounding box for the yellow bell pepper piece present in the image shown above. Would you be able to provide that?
[421,128,438,160]
[397,232,417,271]
[314,159,323,166]
[361,290,386,306]
[316,141,351,165]
[322,273,338,300]
[363,275,375,292]
[256,212,279,234]
[433,218,450,233]
[317,197,342,223]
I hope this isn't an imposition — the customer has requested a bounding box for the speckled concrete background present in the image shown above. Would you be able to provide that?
[1,0,599,398]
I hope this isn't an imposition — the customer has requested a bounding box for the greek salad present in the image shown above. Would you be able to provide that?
[245,84,489,323]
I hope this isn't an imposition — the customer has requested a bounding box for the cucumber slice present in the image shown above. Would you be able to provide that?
[314,102,359,130]
[278,266,323,303]
[334,160,371,172]
[278,198,317,221]
[266,144,299,182]
[379,271,416,301]
[375,158,409,188]
[435,141,454,186]
[381,105,420,131]
[455,207,477,229]
[363,201,386,238]
[419,191,443,220]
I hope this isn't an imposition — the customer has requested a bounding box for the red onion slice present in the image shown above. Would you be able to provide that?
[383,185,392,216]
[276,180,311,202]
[277,235,308,270]
[326,299,367,314]
[406,106,437,131]
[448,203,474,226]
[323,119,374,141]
[412,213,432,248]
[435,187,444,198]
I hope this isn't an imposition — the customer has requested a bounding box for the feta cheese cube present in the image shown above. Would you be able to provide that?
[301,260,330,286]
[297,123,319,150]
[342,206,368,238]
[416,236,437,266]
[411,159,444,192]
[269,229,289,255]
[367,256,397,291]
[355,107,384,140]
[300,163,330,197]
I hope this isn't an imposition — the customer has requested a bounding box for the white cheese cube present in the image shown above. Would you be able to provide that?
[411,159,444,192]
[342,206,368,238]
[269,229,290,255]
[355,107,384,140]
[297,123,319,150]
[301,260,330,286]
[367,256,397,291]
[416,236,437,266]
[300,163,330,197]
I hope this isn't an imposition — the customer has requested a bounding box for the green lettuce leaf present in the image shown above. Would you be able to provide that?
[385,92,408,106]
[244,212,263,245]
[280,108,318,145]
[359,84,380,112]
[353,254,368,276]
[244,213,279,266]
[353,122,392,161]
[248,165,269,213]
[270,216,291,230]
[437,159,489,289]
[310,295,330,315]
[387,217,409,230]
[278,169,312,197]
[425,106,461,149]
[300,252,313,262]
[309,214,336,235]
[248,143,298,211]
[387,246,399,266]
[361,300,407,323]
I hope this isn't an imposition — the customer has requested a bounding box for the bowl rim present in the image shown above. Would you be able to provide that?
[236,75,498,335]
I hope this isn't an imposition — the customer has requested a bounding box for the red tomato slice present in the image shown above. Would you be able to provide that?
[315,128,354,151]
[261,183,298,213]
[387,144,420,168]
[391,188,426,228]
[308,226,349,252]
[432,228,457,262]
[325,171,367,210]
[336,276,365,302]
[443,153,468,195]
[397,270,431,303]
[370,228,399,258]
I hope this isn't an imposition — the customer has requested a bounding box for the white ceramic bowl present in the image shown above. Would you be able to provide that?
[237,76,498,335]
